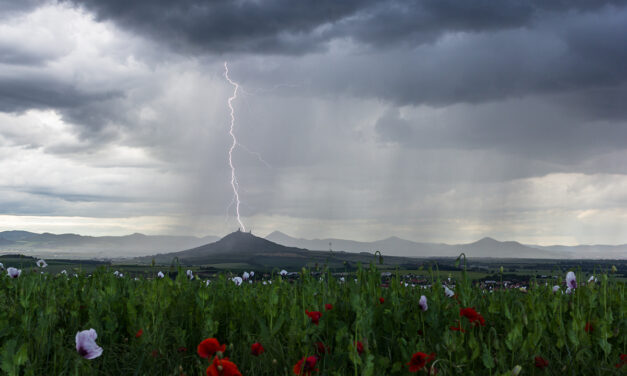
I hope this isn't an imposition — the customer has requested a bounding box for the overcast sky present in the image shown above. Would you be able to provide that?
[1,0,627,245]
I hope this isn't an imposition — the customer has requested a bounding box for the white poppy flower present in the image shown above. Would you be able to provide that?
[444,286,455,298]
[419,295,428,312]
[242,271,250,280]
[7,267,21,278]
[157,271,164,278]
[75,329,103,359]
[36,259,48,268]
[279,270,288,276]
[566,271,577,289]
[186,270,193,280]
[232,276,243,285]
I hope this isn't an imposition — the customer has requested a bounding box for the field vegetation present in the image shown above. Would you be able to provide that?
[0,256,625,375]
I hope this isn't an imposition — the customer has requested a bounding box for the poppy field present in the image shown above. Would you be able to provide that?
[0,262,625,375]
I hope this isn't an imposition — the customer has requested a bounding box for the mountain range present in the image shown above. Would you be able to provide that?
[265,231,627,259]
[141,230,627,269]
[0,229,625,260]
[0,230,218,259]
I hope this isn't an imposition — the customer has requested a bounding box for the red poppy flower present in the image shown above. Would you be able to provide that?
[305,310,322,325]
[379,297,385,304]
[407,352,435,372]
[206,356,242,376]
[135,329,143,338]
[534,356,549,369]
[314,341,328,355]
[293,355,318,375]
[584,322,593,333]
[460,307,486,326]
[151,350,159,358]
[325,303,333,311]
[178,346,187,353]
[197,338,226,359]
[615,354,626,368]
[355,341,364,355]
[417,329,424,336]
[251,342,265,356]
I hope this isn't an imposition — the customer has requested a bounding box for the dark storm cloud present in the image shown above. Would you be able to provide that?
[341,0,627,47]
[0,76,118,113]
[0,0,46,16]
[374,98,627,167]
[2,0,624,133]
[62,0,374,54]
[0,75,124,140]
[0,44,52,65]
[63,0,626,54]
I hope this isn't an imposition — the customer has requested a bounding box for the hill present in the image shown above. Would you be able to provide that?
[140,230,428,269]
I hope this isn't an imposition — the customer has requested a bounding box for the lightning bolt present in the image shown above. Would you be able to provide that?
[224,61,246,231]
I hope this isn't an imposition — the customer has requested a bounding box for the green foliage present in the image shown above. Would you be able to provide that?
[0,266,624,375]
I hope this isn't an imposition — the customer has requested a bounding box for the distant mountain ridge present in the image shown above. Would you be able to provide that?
[265,231,627,259]
[0,230,219,258]
[1,229,625,260]
[144,230,624,270]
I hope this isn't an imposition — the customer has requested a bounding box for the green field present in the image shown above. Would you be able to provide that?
[0,258,625,375]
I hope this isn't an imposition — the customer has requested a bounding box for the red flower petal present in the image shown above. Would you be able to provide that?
[206,356,242,376]
[356,341,364,355]
[305,310,322,325]
[407,352,435,373]
[197,338,226,359]
[293,356,318,375]
[251,342,265,356]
